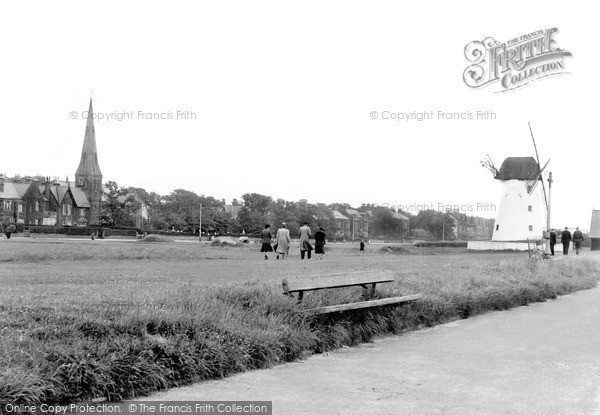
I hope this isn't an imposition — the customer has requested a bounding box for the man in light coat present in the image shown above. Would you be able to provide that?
[299,221,312,259]
[275,223,291,260]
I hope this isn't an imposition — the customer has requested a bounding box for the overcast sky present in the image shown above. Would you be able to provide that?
[0,1,596,229]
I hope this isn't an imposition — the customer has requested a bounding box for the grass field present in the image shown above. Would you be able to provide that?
[1,238,599,405]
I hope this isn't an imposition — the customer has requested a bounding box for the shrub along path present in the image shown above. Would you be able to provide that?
[141,275,600,414]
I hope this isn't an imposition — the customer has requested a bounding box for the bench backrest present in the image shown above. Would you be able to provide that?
[282,270,393,294]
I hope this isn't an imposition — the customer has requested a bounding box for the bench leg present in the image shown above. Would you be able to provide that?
[297,291,304,304]
[370,283,376,297]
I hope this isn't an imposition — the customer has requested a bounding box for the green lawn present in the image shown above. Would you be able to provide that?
[1,238,599,405]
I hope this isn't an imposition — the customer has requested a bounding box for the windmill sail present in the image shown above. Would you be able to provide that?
[529,122,550,228]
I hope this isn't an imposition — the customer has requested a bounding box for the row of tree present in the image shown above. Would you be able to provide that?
[100,182,461,239]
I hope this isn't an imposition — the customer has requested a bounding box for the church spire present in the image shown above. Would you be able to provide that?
[75,98,102,176]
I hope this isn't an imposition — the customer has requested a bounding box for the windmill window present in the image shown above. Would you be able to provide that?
[528,205,532,212]
[529,225,533,231]
[496,224,499,231]
[78,178,84,185]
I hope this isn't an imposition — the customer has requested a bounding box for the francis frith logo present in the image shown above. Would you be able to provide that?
[463,28,572,92]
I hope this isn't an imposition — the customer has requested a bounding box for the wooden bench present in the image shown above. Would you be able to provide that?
[282,270,422,315]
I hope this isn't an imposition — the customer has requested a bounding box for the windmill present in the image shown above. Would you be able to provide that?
[481,124,551,242]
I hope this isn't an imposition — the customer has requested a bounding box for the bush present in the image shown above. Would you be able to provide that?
[139,235,173,243]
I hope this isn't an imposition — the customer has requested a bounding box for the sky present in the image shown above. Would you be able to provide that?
[0,1,596,229]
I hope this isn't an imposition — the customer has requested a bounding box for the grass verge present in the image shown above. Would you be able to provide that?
[1,257,598,405]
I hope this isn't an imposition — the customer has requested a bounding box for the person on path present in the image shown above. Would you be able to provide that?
[359,239,365,252]
[573,227,585,255]
[549,229,557,256]
[299,222,312,259]
[561,227,572,255]
[260,224,273,260]
[314,227,326,260]
[275,223,291,260]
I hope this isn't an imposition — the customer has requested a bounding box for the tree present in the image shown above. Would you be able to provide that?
[410,210,455,239]
[370,208,403,238]
[241,193,273,214]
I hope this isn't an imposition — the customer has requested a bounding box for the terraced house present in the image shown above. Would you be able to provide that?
[0,99,103,226]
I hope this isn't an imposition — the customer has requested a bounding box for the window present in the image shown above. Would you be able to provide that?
[496,224,499,231]
[78,178,84,186]
[528,205,532,212]
[35,201,39,212]
[18,203,23,213]
[529,225,533,231]
[80,208,86,217]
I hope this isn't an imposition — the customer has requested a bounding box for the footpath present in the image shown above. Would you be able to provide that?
[139,278,600,414]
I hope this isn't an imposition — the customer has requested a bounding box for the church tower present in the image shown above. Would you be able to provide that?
[75,98,103,225]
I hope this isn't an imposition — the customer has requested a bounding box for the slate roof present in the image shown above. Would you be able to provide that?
[496,157,540,181]
[50,184,90,207]
[332,210,349,220]
[0,182,23,199]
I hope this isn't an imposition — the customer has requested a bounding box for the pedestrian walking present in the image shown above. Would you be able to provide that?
[549,229,556,256]
[275,222,291,259]
[561,227,572,255]
[359,239,365,252]
[314,227,326,260]
[299,221,312,259]
[573,227,584,255]
[260,224,273,260]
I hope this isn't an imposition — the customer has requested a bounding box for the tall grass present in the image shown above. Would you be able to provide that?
[1,257,598,405]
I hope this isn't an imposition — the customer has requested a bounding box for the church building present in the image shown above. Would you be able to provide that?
[0,99,103,226]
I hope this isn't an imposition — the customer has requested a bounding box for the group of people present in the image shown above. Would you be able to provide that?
[549,227,585,256]
[259,222,327,260]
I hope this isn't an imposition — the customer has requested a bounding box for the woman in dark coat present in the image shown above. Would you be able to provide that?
[260,224,273,260]
[314,227,326,260]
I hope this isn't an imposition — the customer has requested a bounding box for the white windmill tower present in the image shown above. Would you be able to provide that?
[481,123,552,242]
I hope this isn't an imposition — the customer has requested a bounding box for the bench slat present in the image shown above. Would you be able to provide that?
[304,294,422,315]
[283,271,393,294]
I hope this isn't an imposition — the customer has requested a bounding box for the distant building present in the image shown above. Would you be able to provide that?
[345,209,369,240]
[332,210,350,238]
[447,210,494,240]
[590,210,600,251]
[222,199,243,219]
[0,99,103,226]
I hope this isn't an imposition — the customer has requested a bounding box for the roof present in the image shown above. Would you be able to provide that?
[392,212,410,221]
[496,157,540,181]
[71,187,90,208]
[49,184,90,207]
[0,182,23,199]
[332,210,349,220]
[590,210,600,238]
[224,204,242,219]
[345,209,367,218]
[0,181,36,200]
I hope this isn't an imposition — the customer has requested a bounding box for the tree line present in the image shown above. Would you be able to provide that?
[100,181,464,239]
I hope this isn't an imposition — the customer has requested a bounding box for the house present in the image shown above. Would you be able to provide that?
[345,209,369,240]
[332,210,350,238]
[447,210,494,240]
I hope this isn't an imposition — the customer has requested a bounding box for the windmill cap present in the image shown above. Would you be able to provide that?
[495,157,540,181]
